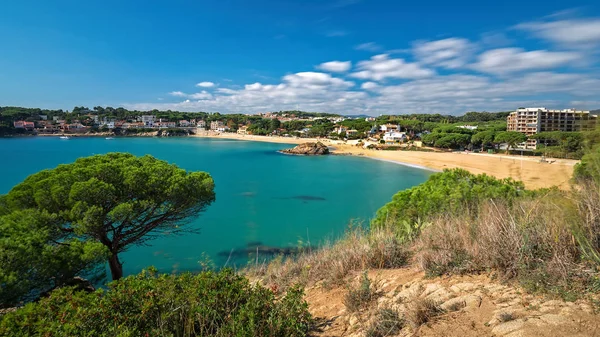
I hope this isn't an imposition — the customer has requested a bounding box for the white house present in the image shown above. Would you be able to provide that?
[237,126,249,135]
[335,126,348,134]
[141,115,156,127]
[346,129,359,136]
[383,131,407,142]
[179,120,191,127]
[380,124,399,132]
[210,121,224,130]
[197,120,206,130]
[216,126,230,132]
[457,125,478,130]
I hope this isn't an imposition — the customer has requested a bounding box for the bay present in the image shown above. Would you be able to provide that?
[0,137,431,276]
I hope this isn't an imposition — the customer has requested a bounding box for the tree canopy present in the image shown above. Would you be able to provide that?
[0,153,215,306]
[371,169,528,230]
[494,131,527,153]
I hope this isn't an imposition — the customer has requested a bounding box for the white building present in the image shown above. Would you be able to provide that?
[380,124,399,132]
[210,121,224,130]
[457,125,478,130]
[216,126,230,132]
[179,120,191,127]
[141,115,156,127]
[197,120,206,130]
[383,131,407,142]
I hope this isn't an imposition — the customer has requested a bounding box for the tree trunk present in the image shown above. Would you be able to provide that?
[108,253,123,280]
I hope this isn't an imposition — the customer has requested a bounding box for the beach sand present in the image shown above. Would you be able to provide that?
[191,132,577,190]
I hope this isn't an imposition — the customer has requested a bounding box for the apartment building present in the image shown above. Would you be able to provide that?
[507,108,597,149]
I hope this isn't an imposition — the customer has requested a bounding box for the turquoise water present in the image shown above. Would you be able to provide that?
[0,137,431,276]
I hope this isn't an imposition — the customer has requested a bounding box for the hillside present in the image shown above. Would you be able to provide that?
[306,268,599,337]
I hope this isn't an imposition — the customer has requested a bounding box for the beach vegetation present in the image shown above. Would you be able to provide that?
[494,131,527,153]
[371,169,527,230]
[0,268,312,337]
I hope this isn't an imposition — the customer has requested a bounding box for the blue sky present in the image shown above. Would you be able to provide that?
[1,0,600,115]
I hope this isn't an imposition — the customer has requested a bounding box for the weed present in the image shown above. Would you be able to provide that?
[344,271,377,312]
[405,296,444,329]
[366,308,404,337]
[498,312,516,322]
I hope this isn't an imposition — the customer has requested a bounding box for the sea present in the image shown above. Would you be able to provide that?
[0,137,431,277]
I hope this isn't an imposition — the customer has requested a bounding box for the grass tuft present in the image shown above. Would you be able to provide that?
[365,308,404,337]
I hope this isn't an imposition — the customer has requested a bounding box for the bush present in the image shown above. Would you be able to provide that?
[247,226,409,291]
[344,272,377,312]
[0,268,312,337]
[366,308,404,337]
[372,169,528,232]
[405,296,444,329]
[414,190,600,300]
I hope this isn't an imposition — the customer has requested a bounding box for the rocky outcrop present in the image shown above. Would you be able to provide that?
[305,269,600,337]
[281,142,330,155]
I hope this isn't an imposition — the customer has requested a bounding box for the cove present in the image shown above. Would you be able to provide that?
[0,137,432,276]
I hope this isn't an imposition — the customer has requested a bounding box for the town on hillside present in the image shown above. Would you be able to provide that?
[1,106,598,159]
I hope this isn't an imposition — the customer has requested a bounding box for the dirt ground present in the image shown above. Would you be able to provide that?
[305,268,600,337]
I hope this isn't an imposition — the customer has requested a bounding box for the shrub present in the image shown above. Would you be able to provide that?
[247,226,409,291]
[372,169,528,232]
[414,190,600,299]
[405,297,444,329]
[365,308,404,337]
[344,272,377,312]
[0,268,312,337]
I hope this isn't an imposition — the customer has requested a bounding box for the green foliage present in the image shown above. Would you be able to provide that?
[574,146,600,184]
[0,268,312,337]
[0,153,215,306]
[344,272,376,312]
[531,131,585,158]
[0,210,108,307]
[372,169,527,230]
[433,133,471,149]
[494,131,527,152]
[471,130,497,149]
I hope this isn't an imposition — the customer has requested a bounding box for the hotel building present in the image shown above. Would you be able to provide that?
[507,108,597,149]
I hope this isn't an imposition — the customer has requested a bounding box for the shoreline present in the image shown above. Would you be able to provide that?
[191,132,577,190]
[5,132,577,190]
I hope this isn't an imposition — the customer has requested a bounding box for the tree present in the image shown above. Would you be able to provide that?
[0,153,215,286]
[371,169,528,230]
[433,133,471,149]
[494,131,527,153]
[471,130,496,151]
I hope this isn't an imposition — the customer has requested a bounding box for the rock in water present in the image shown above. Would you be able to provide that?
[281,142,330,155]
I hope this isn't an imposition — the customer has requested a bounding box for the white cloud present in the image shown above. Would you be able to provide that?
[189,91,213,100]
[169,91,187,97]
[355,42,382,52]
[282,72,354,89]
[169,90,214,100]
[316,60,352,72]
[361,82,379,90]
[471,48,581,74]
[413,38,475,69]
[517,18,600,47]
[196,81,215,88]
[351,54,435,80]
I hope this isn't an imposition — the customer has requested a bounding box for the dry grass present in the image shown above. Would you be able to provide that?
[415,187,600,299]
[405,296,444,329]
[344,272,377,312]
[246,226,409,291]
[365,308,405,337]
[498,312,516,322]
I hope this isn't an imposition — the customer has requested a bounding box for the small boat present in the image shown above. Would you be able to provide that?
[59,136,70,139]
[105,137,114,140]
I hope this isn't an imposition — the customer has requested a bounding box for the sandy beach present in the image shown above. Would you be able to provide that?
[196,132,577,190]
